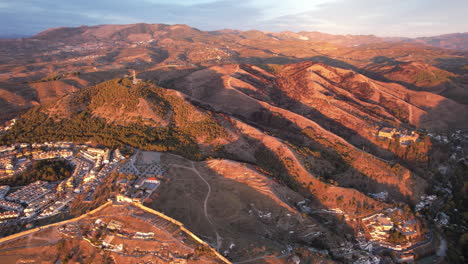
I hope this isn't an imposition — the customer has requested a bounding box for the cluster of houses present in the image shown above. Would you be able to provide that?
[0,155,14,177]
[59,214,192,261]
[83,219,125,252]
[361,208,419,251]
[0,199,23,212]
[0,181,55,220]
[117,155,165,201]
[0,141,77,178]
[75,148,124,202]
[362,213,394,242]
[0,185,9,198]
[7,181,51,204]
[0,210,19,220]
[377,127,420,145]
[32,149,73,160]
[24,193,57,218]
[117,176,161,202]
[0,119,16,135]
[415,195,437,212]
[0,142,127,225]
[37,194,74,219]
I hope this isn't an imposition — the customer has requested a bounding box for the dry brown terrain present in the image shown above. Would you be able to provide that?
[0,23,465,263]
[0,202,227,264]
[1,24,467,123]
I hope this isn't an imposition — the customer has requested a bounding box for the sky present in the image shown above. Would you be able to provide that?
[0,0,467,37]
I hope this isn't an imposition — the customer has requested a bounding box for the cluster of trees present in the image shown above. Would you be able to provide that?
[69,172,121,216]
[0,107,202,160]
[194,245,218,259]
[75,78,140,112]
[157,83,226,142]
[254,145,300,191]
[0,96,217,160]
[444,161,468,263]
[379,96,409,122]
[290,138,350,181]
[0,78,228,161]
[50,78,224,160]
[340,75,375,101]
[387,228,408,244]
[384,134,431,165]
[411,69,452,86]
[0,159,73,186]
[28,71,81,83]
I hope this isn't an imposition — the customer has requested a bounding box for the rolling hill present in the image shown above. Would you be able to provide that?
[0,23,467,263]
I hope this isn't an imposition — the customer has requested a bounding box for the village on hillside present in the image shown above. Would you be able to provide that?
[376,127,420,145]
[0,137,168,233]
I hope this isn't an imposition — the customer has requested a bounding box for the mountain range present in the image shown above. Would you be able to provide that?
[0,23,467,263]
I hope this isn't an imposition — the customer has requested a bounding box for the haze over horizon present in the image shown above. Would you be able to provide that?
[1,0,467,38]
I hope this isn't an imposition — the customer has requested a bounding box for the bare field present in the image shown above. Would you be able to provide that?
[149,153,344,262]
[0,203,226,264]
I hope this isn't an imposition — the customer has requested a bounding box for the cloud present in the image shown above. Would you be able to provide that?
[0,0,466,37]
[245,0,338,19]
[0,0,263,35]
[259,0,468,37]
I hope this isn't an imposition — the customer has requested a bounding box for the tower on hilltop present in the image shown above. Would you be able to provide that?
[132,70,138,85]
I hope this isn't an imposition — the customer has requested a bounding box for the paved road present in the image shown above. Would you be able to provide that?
[129,151,141,174]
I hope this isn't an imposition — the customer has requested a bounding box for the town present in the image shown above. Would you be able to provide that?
[0,141,121,225]
[0,140,166,232]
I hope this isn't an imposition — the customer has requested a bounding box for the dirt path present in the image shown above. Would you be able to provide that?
[0,241,58,253]
[170,162,223,251]
[227,65,240,89]
[225,65,394,164]
[369,80,423,124]
[129,151,141,174]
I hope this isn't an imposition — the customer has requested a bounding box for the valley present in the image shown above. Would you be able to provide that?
[0,23,466,263]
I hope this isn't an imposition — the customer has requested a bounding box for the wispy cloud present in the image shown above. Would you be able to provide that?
[0,0,466,37]
[260,0,468,37]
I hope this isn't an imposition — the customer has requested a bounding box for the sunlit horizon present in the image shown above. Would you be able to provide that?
[1,0,467,37]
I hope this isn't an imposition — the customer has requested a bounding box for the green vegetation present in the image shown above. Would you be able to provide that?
[69,172,121,216]
[0,109,201,160]
[387,228,407,244]
[256,64,284,74]
[254,145,300,191]
[28,71,80,83]
[0,159,73,186]
[384,135,431,165]
[291,141,349,181]
[194,244,218,259]
[0,78,227,161]
[411,69,452,86]
[379,96,409,122]
[443,161,468,263]
[340,72,375,100]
